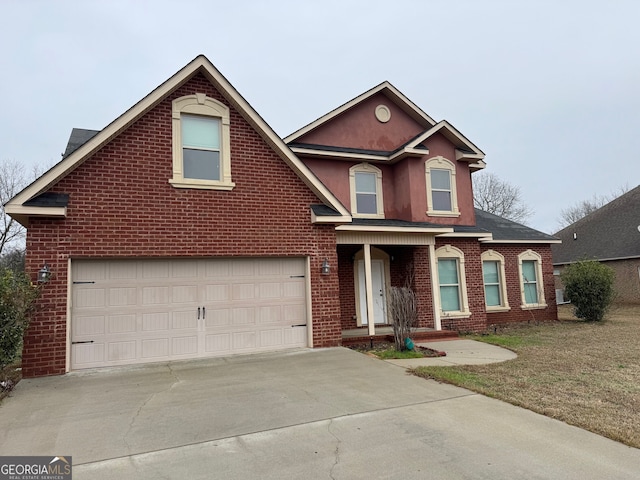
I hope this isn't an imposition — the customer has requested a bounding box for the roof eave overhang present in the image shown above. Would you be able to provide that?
[438,232,493,241]
[4,205,67,227]
[335,224,454,234]
[481,239,562,244]
[553,254,640,266]
[291,146,428,164]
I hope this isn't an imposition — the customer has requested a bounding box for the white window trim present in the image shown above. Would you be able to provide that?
[435,244,470,318]
[169,93,235,190]
[481,250,510,312]
[518,249,547,309]
[425,156,460,217]
[349,163,384,218]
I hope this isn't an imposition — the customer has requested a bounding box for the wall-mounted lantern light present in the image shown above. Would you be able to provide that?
[38,263,51,283]
[321,258,330,275]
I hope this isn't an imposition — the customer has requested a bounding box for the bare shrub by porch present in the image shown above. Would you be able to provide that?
[387,286,418,351]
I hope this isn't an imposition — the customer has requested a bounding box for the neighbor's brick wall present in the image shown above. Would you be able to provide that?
[23,73,342,377]
[482,244,558,326]
[555,258,640,305]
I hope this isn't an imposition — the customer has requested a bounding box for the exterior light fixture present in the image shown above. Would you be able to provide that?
[321,258,330,275]
[38,263,51,283]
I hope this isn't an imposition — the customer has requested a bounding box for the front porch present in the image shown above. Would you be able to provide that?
[341,326,458,347]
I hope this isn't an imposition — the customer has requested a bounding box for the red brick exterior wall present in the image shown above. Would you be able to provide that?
[23,73,342,377]
[481,244,558,326]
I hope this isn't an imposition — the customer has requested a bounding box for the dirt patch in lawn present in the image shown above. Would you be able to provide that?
[412,303,640,449]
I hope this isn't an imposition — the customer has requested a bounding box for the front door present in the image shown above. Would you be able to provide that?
[357,259,387,324]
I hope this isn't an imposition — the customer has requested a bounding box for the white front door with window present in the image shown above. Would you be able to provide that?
[357,259,387,324]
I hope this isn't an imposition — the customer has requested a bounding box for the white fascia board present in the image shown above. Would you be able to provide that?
[291,147,390,162]
[310,211,352,224]
[438,232,493,240]
[481,239,562,245]
[336,224,454,234]
[4,205,66,217]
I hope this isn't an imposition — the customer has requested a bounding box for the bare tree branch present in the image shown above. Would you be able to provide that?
[556,184,630,230]
[473,172,533,224]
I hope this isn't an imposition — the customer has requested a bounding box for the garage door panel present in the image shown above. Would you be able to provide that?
[72,258,308,369]
[109,262,137,280]
[171,284,198,303]
[205,308,230,327]
[74,343,105,366]
[231,307,255,325]
[108,314,137,334]
[142,313,169,332]
[203,284,230,302]
[232,260,255,276]
[205,334,230,353]
[108,341,136,362]
[109,287,137,307]
[143,262,169,279]
[73,315,105,336]
[75,289,106,309]
[172,336,198,356]
[142,286,170,305]
[284,304,305,324]
[233,331,256,350]
[232,283,255,300]
[142,338,169,358]
[260,329,283,347]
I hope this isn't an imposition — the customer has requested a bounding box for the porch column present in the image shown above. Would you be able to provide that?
[429,243,442,330]
[363,243,376,336]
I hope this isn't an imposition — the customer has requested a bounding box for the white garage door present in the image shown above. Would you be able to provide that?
[71,258,308,370]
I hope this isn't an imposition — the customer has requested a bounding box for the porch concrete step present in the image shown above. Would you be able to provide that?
[341,329,458,346]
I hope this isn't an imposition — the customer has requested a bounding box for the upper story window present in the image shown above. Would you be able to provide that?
[518,250,547,309]
[481,250,510,312]
[435,245,470,318]
[169,93,235,190]
[349,163,384,218]
[425,156,460,217]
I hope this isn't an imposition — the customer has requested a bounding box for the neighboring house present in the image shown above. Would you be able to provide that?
[552,185,640,304]
[5,55,559,377]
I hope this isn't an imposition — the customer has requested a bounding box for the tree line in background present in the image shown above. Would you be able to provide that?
[472,171,628,232]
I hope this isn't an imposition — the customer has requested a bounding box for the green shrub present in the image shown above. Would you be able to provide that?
[561,260,615,322]
[0,269,39,370]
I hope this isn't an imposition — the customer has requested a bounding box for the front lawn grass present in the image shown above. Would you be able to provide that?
[411,304,640,449]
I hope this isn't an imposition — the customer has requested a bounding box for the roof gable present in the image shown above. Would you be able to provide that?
[6,55,350,225]
[285,82,436,145]
[552,185,640,263]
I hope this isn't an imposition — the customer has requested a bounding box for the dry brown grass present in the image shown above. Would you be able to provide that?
[412,304,640,448]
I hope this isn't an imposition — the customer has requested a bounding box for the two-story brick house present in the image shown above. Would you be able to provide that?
[6,55,559,377]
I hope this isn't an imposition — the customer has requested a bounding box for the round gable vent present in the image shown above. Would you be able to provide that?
[375,104,391,123]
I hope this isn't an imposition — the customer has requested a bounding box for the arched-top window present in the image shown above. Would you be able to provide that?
[349,163,384,218]
[518,250,547,308]
[481,250,510,311]
[169,93,235,190]
[425,156,459,217]
[435,244,470,317]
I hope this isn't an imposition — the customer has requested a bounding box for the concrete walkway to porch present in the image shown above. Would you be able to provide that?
[384,339,517,368]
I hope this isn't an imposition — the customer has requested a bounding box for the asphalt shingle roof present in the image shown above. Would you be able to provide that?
[474,209,558,242]
[552,185,640,264]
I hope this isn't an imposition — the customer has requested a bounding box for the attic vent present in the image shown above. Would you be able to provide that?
[375,104,391,123]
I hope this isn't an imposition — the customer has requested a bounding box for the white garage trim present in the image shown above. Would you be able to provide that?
[69,257,309,370]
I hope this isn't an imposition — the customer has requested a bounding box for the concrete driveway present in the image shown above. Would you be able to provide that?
[0,348,637,479]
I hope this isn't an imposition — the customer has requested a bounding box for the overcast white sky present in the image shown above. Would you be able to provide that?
[2,0,639,234]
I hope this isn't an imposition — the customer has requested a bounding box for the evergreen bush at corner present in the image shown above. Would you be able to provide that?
[561,260,615,322]
[0,269,39,370]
